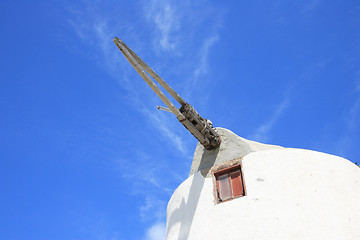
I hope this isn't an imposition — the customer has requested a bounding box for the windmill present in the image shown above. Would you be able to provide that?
[114,38,360,240]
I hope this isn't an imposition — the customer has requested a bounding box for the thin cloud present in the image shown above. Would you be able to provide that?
[68,14,133,88]
[144,222,166,240]
[346,73,360,131]
[182,33,221,100]
[139,197,167,222]
[68,3,190,154]
[251,97,290,142]
[347,98,360,131]
[193,35,220,84]
[146,1,224,99]
[116,150,170,193]
[114,153,171,224]
[303,0,321,12]
[249,82,296,142]
[67,2,224,238]
[356,77,360,92]
[326,75,360,159]
[145,0,180,50]
[142,107,188,155]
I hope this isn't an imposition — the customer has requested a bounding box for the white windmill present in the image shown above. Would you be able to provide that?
[114,38,360,240]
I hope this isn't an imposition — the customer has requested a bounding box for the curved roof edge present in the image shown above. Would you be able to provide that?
[189,127,283,176]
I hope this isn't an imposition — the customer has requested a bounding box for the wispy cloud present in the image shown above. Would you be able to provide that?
[356,77,360,92]
[148,3,223,104]
[139,197,167,222]
[303,0,321,12]
[68,11,135,90]
[250,96,290,142]
[143,222,166,240]
[192,35,220,85]
[347,97,360,130]
[141,107,188,155]
[145,1,180,50]
[331,73,360,159]
[114,153,170,239]
[139,196,166,221]
[68,3,191,154]
[67,2,224,239]
[114,151,170,224]
[345,72,360,132]
[117,149,172,191]
[250,84,294,142]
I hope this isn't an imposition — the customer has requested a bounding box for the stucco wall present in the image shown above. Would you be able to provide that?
[189,128,282,177]
[166,148,360,240]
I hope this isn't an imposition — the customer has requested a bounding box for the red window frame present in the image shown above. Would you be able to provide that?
[214,164,246,204]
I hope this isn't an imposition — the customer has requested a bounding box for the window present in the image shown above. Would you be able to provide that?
[214,164,245,203]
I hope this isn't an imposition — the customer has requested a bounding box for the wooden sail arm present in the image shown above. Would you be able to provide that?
[113,37,220,150]
[114,37,186,106]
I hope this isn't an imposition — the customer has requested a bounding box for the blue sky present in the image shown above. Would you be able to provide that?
[1,1,360,239]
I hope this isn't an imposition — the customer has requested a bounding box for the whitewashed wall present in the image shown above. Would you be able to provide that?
[167,146,360,240]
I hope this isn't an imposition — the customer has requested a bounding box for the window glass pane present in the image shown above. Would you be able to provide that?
[218,173,231,200]
[230,170,243,197]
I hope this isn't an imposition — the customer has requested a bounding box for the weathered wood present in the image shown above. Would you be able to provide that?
[118,38,186,106]
[113,37,220,150]
[157,106,172,113]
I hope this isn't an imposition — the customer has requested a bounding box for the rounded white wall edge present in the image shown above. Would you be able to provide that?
[189,127,283,176]
[166,148,360,240]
